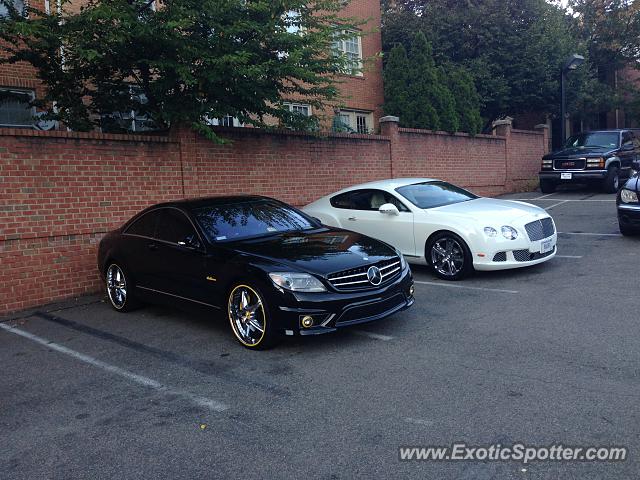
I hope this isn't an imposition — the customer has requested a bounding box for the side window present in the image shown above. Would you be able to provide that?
[330,189,409,212]
[622,132,633,147]
[156,208,198,244]
[125,210,162,238]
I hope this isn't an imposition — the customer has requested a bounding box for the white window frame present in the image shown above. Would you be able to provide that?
[333,30,363,77]
[0,88,36,128]
[336,109,373,134]
[283,102,312,117]
[207,116,244,128]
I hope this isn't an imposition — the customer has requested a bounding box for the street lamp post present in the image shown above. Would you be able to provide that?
[561,53,585,142]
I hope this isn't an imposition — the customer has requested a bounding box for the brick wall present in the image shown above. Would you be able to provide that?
[0,120,546,315]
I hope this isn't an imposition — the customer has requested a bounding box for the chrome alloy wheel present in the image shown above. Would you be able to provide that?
[228,285,266,347]
[106,264,127,309]
[430,237,465,277]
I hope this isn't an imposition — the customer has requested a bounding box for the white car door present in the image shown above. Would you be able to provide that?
[330,189,416,256]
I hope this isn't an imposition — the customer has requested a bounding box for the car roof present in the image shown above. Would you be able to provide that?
[328,178,441,196]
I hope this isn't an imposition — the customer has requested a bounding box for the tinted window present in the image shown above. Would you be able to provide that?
[125,210,162,237]
[193,200,316,242]
[330,189,409,211]
[396,182,477,209]
[564,132,620,149]
[622,131,634,146]
[156,208,197,244]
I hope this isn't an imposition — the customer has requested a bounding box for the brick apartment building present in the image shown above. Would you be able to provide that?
[0,0,385,134]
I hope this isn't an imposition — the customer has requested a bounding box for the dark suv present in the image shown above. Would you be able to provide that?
[539,129,640,193]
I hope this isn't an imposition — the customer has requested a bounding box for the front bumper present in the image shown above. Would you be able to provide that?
[618,204,640,231]
[539,170,607,181]
[472,232,558,271]
[272,267,414,336]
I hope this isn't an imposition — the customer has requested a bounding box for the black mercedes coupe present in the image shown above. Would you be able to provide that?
[97,196,415,349]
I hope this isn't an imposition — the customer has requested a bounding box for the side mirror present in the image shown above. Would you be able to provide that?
[178,234,202,250]
[379,203,400,216]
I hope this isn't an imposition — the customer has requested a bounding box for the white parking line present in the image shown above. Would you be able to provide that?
[351,330,394,341]
[545,200,570,210]
[555,255,583,259]
[558,231,622,237]
[413,280,518,294]
[0,323,228,412]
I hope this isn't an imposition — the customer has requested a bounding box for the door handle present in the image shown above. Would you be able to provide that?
[347,216,357,221]
[147,243,158,251]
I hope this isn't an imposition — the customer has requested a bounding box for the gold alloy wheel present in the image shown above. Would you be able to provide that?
[227,285,267,347]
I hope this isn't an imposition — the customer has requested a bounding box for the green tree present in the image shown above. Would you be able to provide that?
[407,32,441,130]
[383,43,411,124]
[0,0,362,139]
[383,0,582,124]
[447,64,483,135]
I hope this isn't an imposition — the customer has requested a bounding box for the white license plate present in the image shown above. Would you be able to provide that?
[540,238,554,253]
[560,172,572,180]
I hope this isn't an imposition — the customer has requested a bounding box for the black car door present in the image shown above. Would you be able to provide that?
[120,209,164,290]
[152,208,220,308]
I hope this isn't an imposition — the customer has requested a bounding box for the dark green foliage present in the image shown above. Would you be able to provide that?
[0,0,362,139]
[447,65,483,136]
[383,43,410,123]
[383,0,582,124]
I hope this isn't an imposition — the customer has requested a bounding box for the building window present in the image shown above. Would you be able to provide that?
[100,86,157,133]
[284,103,312,117]
[332,30,363,76]
[333,109,373,134]
[0,0,26,18]
[0,89,35,128]
[207,116,244,127]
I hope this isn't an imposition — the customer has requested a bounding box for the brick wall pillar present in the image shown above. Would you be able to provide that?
[380,115,400,178]
[535,123,550,154]
[492,117,513,189]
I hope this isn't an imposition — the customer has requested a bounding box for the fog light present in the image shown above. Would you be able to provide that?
[301,315,314,328]
[409,284,415,296]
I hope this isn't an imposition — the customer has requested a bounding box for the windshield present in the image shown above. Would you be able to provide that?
[396,181,478,209]
[564,132,620,149]
[193,200,316,242]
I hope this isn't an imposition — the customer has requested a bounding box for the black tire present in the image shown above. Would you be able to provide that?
[105,262,140,312]
[539,179,556,194]
[619,222,638,236]
[425,232,474,281]
[603,166,620,193]
[227,282,278,350]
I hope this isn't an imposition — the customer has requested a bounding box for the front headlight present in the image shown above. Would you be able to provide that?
[484,227,498,237]
[269,272,326,292]
[501,226,518,240]
[620,188,639,204]
[397,250,407,270]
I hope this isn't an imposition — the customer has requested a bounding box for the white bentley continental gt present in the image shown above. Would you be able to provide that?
[303,178,557,280]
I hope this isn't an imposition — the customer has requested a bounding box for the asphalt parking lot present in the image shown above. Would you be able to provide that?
[2,187,639,479]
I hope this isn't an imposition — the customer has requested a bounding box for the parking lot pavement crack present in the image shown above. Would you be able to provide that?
[33,311,291,398]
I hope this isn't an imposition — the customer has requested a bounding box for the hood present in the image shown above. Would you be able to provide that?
[543,146,617,159]
[431,198,547,224]
[232,227,397,276]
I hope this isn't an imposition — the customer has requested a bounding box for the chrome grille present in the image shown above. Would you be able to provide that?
[492,252,507,262]
[553,158,586,170]
[524,217,555,241]
[328,257,401,291]
[513,247,555,262]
